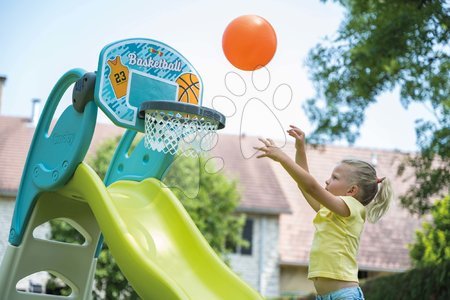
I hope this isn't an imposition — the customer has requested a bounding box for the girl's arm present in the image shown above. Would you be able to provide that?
[256,138,350,217]
[287,126,321,212]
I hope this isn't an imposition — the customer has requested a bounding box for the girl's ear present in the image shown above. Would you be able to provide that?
[347,185,359,197]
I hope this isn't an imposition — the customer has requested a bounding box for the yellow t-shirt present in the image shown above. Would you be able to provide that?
[308,196,366,282]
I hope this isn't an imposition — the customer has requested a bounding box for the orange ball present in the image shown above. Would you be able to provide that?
[222,15,277,71]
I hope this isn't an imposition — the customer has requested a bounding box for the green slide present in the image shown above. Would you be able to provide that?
[65,163,263,300]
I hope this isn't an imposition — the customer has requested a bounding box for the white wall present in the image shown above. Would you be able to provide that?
[0,197,15,264]
[228,215,280,298]
[280,265,315,296]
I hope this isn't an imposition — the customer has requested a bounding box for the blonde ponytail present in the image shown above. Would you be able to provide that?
[341,159,394,223]
[366,178,394,223]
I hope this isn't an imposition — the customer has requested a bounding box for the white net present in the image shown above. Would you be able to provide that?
[144,110,219,157]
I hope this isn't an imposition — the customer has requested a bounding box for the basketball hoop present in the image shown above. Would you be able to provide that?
[139,101,226,157]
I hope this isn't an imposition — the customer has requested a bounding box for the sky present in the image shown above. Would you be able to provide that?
[0,0,434,152]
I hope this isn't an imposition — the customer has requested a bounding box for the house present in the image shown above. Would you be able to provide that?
[0,90,423,297]
[0,108,291,297]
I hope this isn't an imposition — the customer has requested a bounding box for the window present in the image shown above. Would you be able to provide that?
[240,219,253,255]
[358,270,368,279]
[226,218,254,256]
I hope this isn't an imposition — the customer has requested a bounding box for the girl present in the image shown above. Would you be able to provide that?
[255,125,393,300]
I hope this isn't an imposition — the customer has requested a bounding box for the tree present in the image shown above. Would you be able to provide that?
[410,196,450,267]
[305,0,450,214]
[162,153,247,255]
[48,136,246,299]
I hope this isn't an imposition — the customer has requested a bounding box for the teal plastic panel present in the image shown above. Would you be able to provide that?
[8,69,97,246]
[104,130,174,187]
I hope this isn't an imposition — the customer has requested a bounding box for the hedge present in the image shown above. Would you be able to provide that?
[361,261,450,300]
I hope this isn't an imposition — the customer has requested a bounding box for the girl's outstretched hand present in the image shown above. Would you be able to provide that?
[254,138,288,162]
[287,125,306,149]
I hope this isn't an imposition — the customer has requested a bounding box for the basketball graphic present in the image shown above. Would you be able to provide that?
[176,73,200,105]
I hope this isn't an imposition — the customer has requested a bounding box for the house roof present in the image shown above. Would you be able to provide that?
[0,114,423,271]
[0,116,35,195]
[0,115,124,195]
[0,115,290,215]
[275,142,422,272]
[211,134,291,215]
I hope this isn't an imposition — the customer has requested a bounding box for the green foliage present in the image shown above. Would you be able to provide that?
[45,274,72,296]
[87,135,121,180]
[306,0,450,214]
[48,219,85,244]
[400,123,450,214]
[48,136,246,299]
[271,295,315,300]
[410,196,450,267]
[162,154,246,255]
[360,260,450,300]
[94,244,139,299]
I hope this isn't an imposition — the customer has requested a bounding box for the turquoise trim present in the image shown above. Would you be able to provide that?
[95,235,105,258]
[8,69,97,246]
[104,130,174,186]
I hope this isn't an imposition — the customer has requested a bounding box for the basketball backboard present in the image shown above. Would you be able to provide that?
[94,38,203,132]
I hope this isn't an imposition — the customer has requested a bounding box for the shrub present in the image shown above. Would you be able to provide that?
[361,261,450,299]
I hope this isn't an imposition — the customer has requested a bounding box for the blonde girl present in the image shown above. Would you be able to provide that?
[255,125,393,300]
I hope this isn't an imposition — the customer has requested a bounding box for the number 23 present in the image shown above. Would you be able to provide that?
[114,71,127,83]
